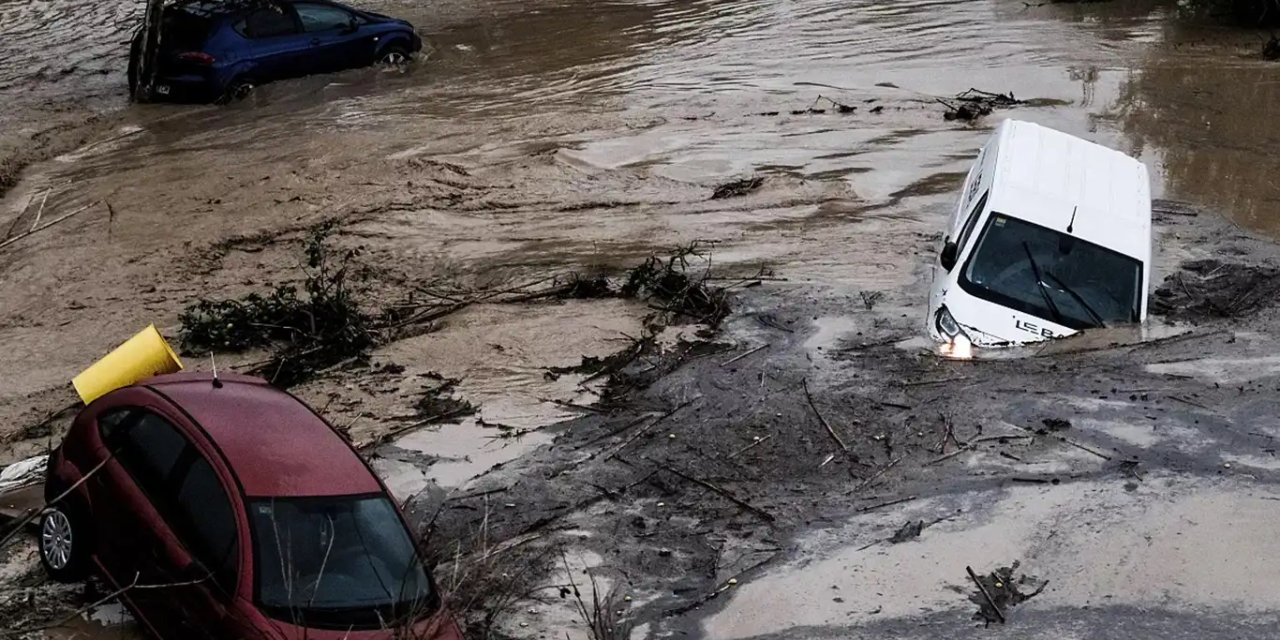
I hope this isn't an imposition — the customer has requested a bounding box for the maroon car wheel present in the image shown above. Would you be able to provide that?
[39,503,91,583]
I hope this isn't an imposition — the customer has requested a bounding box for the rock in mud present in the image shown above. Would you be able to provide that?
[888,519,924,543]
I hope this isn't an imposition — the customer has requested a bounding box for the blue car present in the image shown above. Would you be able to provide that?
[128,0,422,103]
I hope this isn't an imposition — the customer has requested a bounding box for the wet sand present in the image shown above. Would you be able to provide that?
[3,0,1280,637]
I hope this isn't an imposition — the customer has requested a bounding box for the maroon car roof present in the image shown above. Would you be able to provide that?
[142,372,382,498]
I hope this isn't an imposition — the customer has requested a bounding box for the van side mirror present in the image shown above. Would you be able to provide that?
[939,241,958,271]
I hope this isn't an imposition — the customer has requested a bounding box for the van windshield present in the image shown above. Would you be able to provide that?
[250,495,434,629]
[959,213,1142,330]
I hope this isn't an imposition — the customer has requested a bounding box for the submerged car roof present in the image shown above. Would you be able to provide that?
[988,119,1151,262]
[143,372,382,498]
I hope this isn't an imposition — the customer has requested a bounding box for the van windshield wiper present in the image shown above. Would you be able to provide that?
[1044,270,1106,328]
[1022,242,1065,326]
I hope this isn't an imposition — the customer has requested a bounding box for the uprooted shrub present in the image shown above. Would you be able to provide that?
[621,241,730,327]
[179,223,374,387]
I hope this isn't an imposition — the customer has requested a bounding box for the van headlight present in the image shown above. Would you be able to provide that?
[936,307,964,338]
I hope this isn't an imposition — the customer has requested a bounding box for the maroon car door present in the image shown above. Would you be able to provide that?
[152,447,243,639]
[89,408,191,618]
[89,404,237,637]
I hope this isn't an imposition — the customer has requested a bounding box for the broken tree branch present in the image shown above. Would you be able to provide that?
[605,397,699,460]
[802,378,850,455]
[357,407,472,450]
[656,462,775,523]
[1016,425,1112,461]
[967,565,1006,624]
[0,201,100,252]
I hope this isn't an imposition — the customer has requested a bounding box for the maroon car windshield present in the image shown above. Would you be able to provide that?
[250,495,434,629]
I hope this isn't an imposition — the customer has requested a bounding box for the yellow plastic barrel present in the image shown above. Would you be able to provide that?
[71,324,184,404]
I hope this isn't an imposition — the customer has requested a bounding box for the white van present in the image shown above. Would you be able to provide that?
[928,120,1151,352]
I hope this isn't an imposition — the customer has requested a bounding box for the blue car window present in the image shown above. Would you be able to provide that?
[294,3,354,32]
[240,6,298,38]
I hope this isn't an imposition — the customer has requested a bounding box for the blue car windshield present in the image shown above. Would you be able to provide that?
[959,213,1143,330]
[250,495,433,628]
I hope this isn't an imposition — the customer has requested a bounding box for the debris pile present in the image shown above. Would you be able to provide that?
[179,223,374,387]
[1265,34,1280,60]
[621,241,730,327]
[967,562,1048,625]
[1151,258,1280,320]
[711,177,764,200]
[940,88,1024,122]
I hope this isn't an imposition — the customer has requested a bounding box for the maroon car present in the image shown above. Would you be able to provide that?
[40,371,461,640]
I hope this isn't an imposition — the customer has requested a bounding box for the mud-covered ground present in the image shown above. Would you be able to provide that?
[5,0,1280,638]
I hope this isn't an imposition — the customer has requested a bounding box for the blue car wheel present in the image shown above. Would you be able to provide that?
[378,45,410,67]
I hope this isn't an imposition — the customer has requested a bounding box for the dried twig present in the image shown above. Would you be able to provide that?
[663,551,781,616]
[856,495,917,513]
[721,343,768,367]
[0,454,108,550]
[853,457,901,491]
[1,569,209,637]
[903,376,968,387]
[924,446,970,466]
[29,190,50,233]
[727,434,773,459]
[0,201,99,251]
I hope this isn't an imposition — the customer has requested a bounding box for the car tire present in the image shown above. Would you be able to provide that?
[39,502,91,583]
[378,45,411,68]
[218,78,255,105]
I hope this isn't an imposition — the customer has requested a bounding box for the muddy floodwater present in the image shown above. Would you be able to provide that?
[5,0,1280,638]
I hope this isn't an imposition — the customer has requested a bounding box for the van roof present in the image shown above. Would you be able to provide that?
[989,120,1151,261]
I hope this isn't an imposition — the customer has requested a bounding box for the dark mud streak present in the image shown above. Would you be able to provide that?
[735,606,1280,640]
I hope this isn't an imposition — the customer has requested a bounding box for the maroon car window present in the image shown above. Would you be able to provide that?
[173,456,239,594]
[96,407,137,444]
[115,413,189,497]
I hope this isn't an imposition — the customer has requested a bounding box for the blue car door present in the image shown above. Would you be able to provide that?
[233,5,309,82]
[291,2,376,73]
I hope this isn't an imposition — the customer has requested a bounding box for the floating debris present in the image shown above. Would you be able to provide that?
[940,88,1024,122]
[711,176,764,200]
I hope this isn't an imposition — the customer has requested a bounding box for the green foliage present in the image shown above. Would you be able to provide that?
[179,223,373,387]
